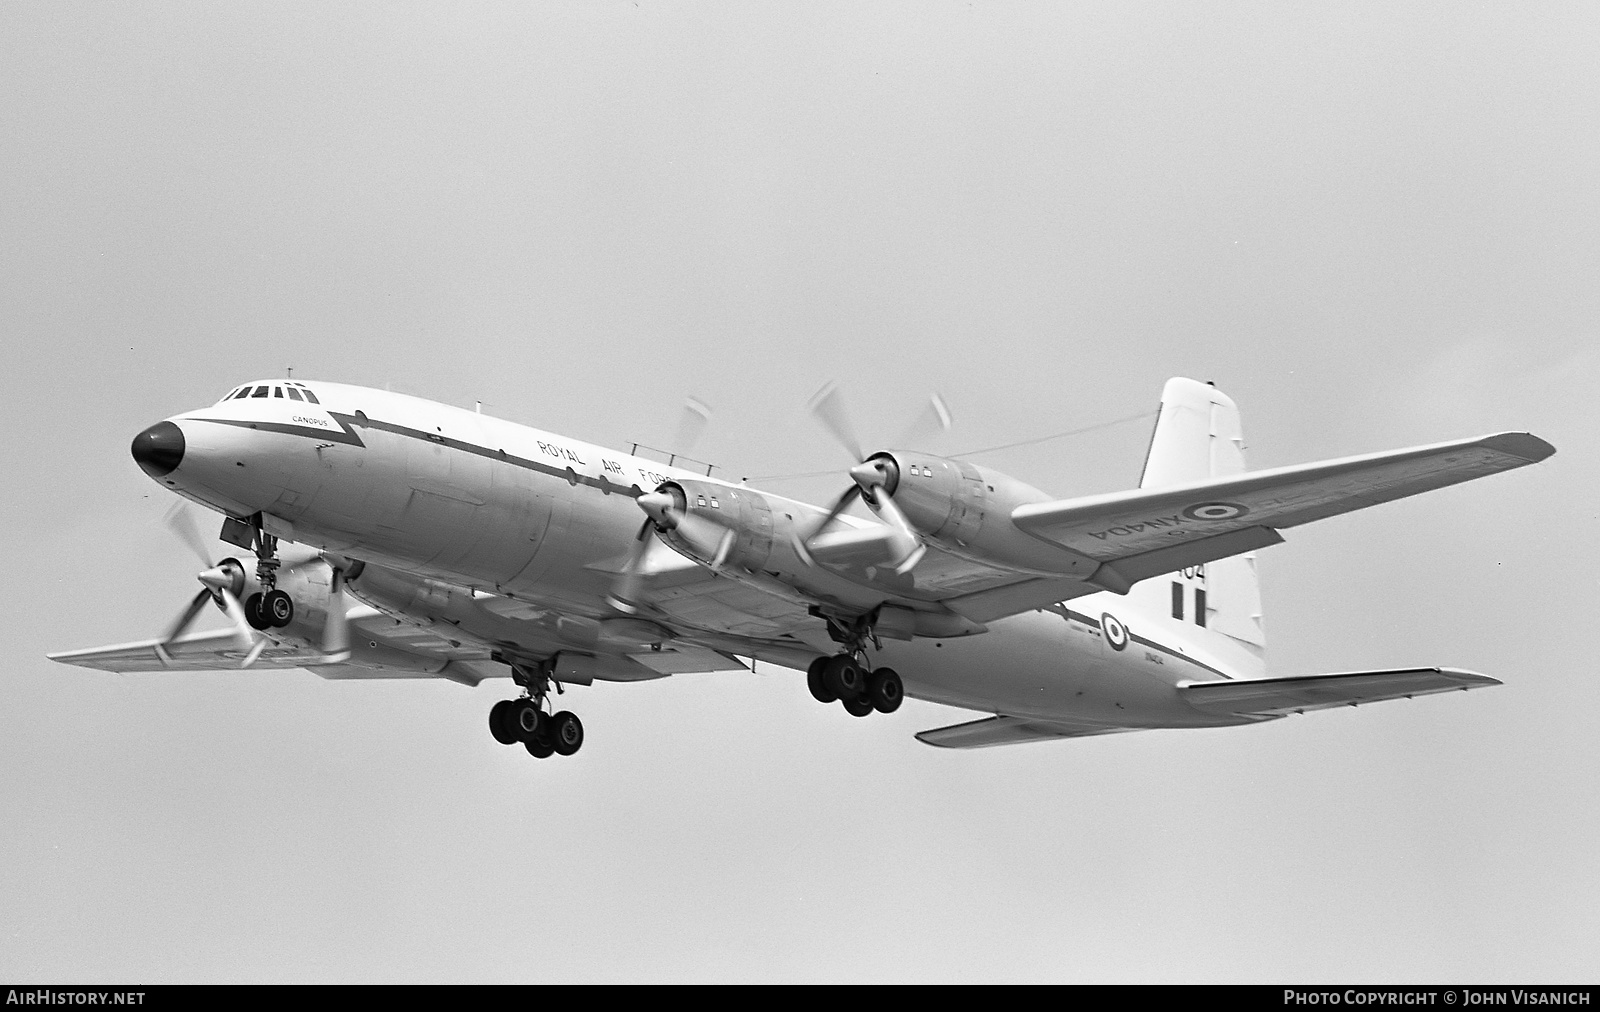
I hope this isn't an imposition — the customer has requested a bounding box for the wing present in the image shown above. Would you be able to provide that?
[914,714,1144,749]
[48,607,503,686]
[1179,666,1500,717]
[1011,432,1552,594]
[48,628,322,673]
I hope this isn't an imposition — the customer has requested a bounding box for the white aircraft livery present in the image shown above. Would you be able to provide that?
[51,377,1554,757]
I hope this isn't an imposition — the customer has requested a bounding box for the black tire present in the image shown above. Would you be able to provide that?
[842,695,875,717]
[262,589,294,628]
[509,698,544,743]
[489,700,518,745]
[868,667,904,714]
[807,656,837,703]
[525,735,555,759]
[823,655,864,699]
[550,711,584,756]
[244,592,271,631]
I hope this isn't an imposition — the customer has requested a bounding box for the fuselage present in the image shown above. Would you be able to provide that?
[137,378,1259,732]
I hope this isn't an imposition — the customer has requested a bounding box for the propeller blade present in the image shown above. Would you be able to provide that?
[792,484,862,566]
[240,636,268,670]
[164,503,215,568]
[871,489,926,573]
[160,588,213,648]
[321,568,350,659]
[672,396,713,457]
[607,519,657,614]
[674,509,736,565]
[218,587,256,652]
[893,392,954,450]
[807,382,863,463]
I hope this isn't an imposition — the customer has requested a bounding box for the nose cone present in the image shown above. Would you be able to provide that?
[131,421,185,478]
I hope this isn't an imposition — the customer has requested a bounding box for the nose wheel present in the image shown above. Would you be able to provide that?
[806,654,903,716]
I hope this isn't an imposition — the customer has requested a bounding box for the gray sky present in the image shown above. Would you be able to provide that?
[2,2,1596,982]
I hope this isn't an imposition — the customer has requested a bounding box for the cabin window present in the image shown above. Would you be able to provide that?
[285,387,303,402]
[252,386,269,398]
[1171,582,1184,621]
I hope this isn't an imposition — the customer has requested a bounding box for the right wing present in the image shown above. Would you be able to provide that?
[1011,431,1553,594]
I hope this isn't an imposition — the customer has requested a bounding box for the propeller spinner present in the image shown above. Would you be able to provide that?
[796,383,951,574]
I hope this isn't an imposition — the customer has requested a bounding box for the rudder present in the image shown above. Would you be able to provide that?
[1129,378,1266,664]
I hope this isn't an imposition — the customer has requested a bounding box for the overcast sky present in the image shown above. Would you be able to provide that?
[3,2,1596,983]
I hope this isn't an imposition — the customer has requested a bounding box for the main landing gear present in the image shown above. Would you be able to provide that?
[807,654,904,717]
[238,516,294,631]
[489,662,584,760]
[806,608,904,718]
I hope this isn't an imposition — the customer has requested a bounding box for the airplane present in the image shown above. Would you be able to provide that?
[49,375,1554,756]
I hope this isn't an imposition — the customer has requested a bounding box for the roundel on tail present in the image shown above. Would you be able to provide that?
[1100,612,1129,651]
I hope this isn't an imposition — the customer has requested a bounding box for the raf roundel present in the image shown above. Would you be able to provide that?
[1181,501,1250,522]
[1100,612,1129,651]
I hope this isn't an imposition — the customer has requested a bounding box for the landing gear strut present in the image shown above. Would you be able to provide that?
[240,515,294,630]
[489,660,584,760]
[805,609,904,718]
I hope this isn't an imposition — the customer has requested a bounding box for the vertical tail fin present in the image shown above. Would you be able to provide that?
[1127,378,1266,670]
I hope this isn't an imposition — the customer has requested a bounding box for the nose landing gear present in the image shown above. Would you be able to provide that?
[488,661,584,760]
[238,515,295,630]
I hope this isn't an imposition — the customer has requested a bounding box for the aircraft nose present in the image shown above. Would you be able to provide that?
[131,420,185,478]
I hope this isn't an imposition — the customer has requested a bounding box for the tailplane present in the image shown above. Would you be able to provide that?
[1126,378,1266,669]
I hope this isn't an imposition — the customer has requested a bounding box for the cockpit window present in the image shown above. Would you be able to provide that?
[252,386,269,398]
[285,387,303,402]
[273,387,284,397]
[299,388,320,404]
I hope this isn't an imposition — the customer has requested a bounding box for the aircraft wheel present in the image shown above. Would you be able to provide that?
[509,698,545,743]
[525,735,555,759]
[842,696,875,717]
[262,589,294,628]
[823,655,864,699]
[244,592,271,631]
[489,700,518,745]
[550,711,584,756]
[807,657,837,703]
[868,667,904,714]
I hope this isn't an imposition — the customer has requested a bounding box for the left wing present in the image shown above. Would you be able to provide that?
[48,608,503,685]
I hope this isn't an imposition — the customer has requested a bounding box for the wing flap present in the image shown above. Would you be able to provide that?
[1180,666,1501,717]
[915,714,1140,748]
[1013,432,1553,561]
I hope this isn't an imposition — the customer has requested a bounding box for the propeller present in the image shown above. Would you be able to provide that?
[796,384,951,573]
[320,565,351,662]
[671,396,714,459]
[607,487,736,614]
[156,504,258,667]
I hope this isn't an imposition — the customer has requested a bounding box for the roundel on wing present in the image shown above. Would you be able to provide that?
[1100,612,1129,651]
[1181,501,1249,522]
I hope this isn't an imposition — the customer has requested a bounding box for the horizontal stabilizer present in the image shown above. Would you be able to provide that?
[916,714,1138,749]
[1180,666,1501,717]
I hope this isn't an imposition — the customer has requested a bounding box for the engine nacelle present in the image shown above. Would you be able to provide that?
[653,479,777,573]
[866,451,1094,577]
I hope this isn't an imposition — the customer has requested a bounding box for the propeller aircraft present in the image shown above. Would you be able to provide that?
[50,376,1554,758]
